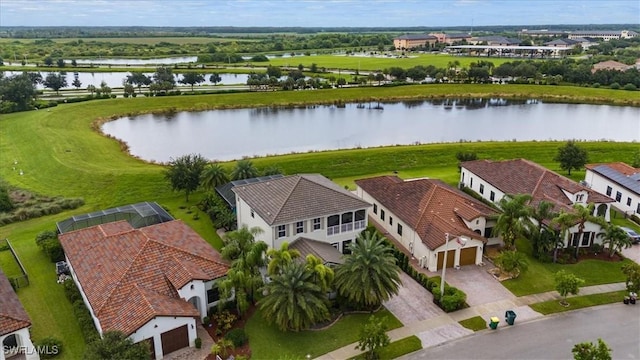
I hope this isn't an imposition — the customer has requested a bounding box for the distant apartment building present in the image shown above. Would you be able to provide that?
[429,32,472,44]
[568,30,638,41]
[393,34,438,50]
[519,29,567,37]
[469,36,521,46]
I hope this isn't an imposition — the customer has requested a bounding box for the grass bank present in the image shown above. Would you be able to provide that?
[459,316,488,331]
[529,290,628,314]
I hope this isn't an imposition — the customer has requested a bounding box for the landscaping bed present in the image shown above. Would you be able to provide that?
[204,306,255,359]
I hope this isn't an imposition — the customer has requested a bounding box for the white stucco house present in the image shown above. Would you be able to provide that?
[460,159,614,249]
[585,162,640,218]
[232,174,371,255]
[59,220,229,359]
[355,176,499,272]
[0,269,38,360]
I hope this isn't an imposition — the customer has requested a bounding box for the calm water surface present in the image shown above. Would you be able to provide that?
[101,99,640,163]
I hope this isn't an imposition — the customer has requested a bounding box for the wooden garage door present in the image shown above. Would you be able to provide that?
[161,325,189,356]
[459,247,477,266]
[436,251,455,270]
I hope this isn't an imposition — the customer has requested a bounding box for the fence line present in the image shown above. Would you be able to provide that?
[1,238,30,288]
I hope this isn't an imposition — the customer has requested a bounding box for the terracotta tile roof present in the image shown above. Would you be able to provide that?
[232,174,371,225]
[0,269,31,336]
[355,176,498,250]
[289,237,344,265]
[586,162,639,176]
[462,159,613,213]
[59,220,229,336]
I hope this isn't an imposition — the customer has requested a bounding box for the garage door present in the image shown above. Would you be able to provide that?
[161,325,189,356]
[459,247,477,266]
[436,251,455,270]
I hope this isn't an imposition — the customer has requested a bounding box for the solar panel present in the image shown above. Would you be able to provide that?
[594,165,640,194]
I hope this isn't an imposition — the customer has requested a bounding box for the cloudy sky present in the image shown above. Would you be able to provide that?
[1,0,638,27]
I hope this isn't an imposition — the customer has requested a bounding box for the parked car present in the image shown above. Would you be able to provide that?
[620,227,640,244]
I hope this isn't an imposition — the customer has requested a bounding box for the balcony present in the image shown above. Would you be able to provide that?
[327,220,366,236]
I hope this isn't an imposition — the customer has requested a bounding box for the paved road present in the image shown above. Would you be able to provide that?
[400,304,640,360]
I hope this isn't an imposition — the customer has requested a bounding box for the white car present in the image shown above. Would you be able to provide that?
[620,227,640,244]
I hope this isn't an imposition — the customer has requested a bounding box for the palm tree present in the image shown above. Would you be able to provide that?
[266,242,300,276]
[260,262,330,331]
[494,250,528,278]
[231,159,259,180]
[551,211,575,263]
[334,231,401,309]
[494,194,533,250]
[528,200,557,257]
[201,163,229,191]
[597,224,633,258]
[304,254,334,292]
[564,203,602,259]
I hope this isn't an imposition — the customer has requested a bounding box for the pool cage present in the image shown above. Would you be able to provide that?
[56,201,174,234]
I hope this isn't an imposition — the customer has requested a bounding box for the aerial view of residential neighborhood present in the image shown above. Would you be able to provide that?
[1,0,640,359]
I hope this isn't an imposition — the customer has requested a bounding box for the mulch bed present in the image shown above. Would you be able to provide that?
[204,306,256,360]
[578,251,624,262]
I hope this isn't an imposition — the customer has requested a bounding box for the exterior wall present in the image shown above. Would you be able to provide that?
[460,167,505,203]
[65,255,104,335]
[394,38,437,49]
[129,316,197,360]
[427,238,485,272]
[585,169,640,217]
[178,280,207,320]
[0,328,39,360]
[461,217,501,246]
[565,221,603,248]
[235,196,273,246]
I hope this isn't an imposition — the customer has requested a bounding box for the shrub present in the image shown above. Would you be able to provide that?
[224,328,248,347]
[623,83,637,91]
[610,82,620,90]
[63,279,82,304]
[35,230,64,262]
[63,280,99,343]
[194,337,202,349]
[212,310,237,332]
[592,82,600,88]
[34,337,63,359]
[432,285,467,312]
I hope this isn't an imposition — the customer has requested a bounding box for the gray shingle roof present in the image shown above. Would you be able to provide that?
[590,165,640,195]
[232,174,370,225]
[290,237,344,265]
[215,174,284,209]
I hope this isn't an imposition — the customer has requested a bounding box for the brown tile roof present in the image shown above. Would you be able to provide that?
[59,220,229,336]
[0,269,31,336]
[462,159,613,213]
[355,176,498,250]
[592,60,632,72]
[232,174,371,225]
[586,162,639,176]
[289,237,344,265]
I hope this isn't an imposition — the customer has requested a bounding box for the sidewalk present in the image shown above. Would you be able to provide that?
[316,282,627,360]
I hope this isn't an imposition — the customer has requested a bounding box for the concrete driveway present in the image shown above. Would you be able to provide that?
[384,272,444,325]
[622,243,640,264]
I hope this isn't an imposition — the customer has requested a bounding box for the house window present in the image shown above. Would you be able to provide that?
[397,224,403,236]
[355,209,366,221]
[485,227,494,237]
[373,204,378,214]
[637,203,640,214]
[296,221,304,234]
[627,197,632,206]
[328,215,340,227]
[250,210,255,218]
[342,240,352,255]
[490,191,495,201]
[615,191,622,202]
[342,212,353,224]
[479,184,484,194]
[571,233,580,247]
[313,218,322,230]
[470,178,473,188]
[389,217,393,226]
[380,209,385,221]
[207,286,220,304]
[277,224,287,238]
[581,232,592,246]
[606,186,612,196]
[331,242,339,250]
[575,194,584,202]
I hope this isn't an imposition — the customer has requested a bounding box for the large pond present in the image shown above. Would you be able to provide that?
[5,71,250,89]
[101,99,640,163]
[65,56,198,65]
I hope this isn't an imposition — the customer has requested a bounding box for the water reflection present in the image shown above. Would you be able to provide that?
[102,99,640,163]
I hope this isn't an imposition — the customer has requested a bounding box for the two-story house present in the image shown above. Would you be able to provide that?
[460,159,613,249]
[585,162,640,217]
[232,174,371,255]
[1,269,38,360]
[355,176,499,272]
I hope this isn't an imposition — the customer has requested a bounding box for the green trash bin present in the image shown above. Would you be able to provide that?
[505,310,517,325]
[489,316,500,330]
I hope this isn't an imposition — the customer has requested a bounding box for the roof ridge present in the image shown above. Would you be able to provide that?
[271,175,303,224]
[0,312,31,326]
[415,182,438,228]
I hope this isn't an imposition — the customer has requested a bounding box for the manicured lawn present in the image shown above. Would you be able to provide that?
[501,239,631,296]
[245,308,402,359]
[0,248,23,278]
[610,210,640,233]
[459,316,488,331]
[529,290,628,315]
[350,336,423,360]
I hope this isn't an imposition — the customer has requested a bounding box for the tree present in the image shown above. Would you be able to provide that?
[572,338,612,360]
[555,270,584,306]
[632,150,640,168]
[123,83,135,97]
[494,250,528,278]
[455,151,477,170]
[554,140,589,175]
[266,65,282,79]
[528,200,557,257]
[260,261,330,331]
[0,73,37,111]
[209,73,222,85]
[266,242,300,276]
[304,254,334,292]
[99,80,111,95]
[335,230,401,309]
[179,72,205,92]
[336,77,347,87]
[164,153,208,202]
[558,203,601,259]
[231,159,259,180]
[126,72,151,93]
[210,339,234,359]
[494,194,533,250]
[356,316,390,360]
[43,56,54,66]
[152,66,176,92]
[84,331,150,360]
[72,76,82,90]
[0,185,14,212]
[56,58,65,68]
[621,262,640,294]
[262,165,282,176]
[43,72,67,94]
[86,84,96,95]
[201,163,229,191]
[597,224,632,257]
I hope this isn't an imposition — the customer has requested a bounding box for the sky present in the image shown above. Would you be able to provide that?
[0,0,639,28]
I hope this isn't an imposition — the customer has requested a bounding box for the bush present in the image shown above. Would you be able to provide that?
[35,230,64,262]
[623,83,637,91]
[432,285,467,312]
[592,82,600,88]
[34,337,63,359]
[63,279,99,343]
[194,337,202,349]
[224,328,248,347]
[610,82,620,90]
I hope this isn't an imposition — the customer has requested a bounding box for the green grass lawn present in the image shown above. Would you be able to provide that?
[530,290,628,315]
[245,308,402,359]
[350,336,422,360]
[458,316,488,331]
[501,239,632,296]
[0,248,23,278]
